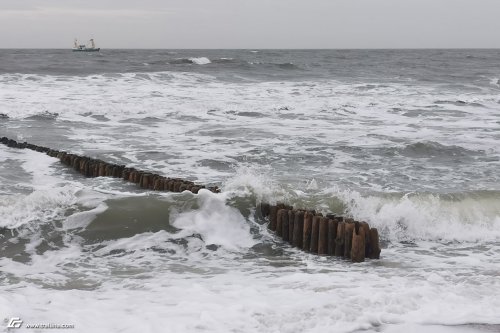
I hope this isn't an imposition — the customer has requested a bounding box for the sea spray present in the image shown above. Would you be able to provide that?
[171,190,256,251]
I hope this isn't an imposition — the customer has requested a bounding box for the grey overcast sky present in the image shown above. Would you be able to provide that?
[1,0,499,49]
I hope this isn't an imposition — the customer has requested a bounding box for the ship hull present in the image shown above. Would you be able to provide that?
[72,48,100,52]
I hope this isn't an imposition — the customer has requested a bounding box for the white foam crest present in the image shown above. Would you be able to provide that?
[19,150,61,186]
[0,71,217,120]
[337,189,500,242]
[0,240,85,286]
[0,186,79,229]
[0,151,78,229]
[189,57,211,65]
[222,164,277,202]
[63,203,108,230]
[0,149,117,230]
[2,71,500,191]
[305,178,319,191]
[170,189,256,251]
[91,230,188,256]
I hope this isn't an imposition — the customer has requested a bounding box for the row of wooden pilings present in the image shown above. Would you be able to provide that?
[1,136,381,262]
[0,137,220,194]
[258,204,381,262]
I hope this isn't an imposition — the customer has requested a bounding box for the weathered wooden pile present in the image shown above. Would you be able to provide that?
[259,203,381,263]
[0,137,219,194]
[1,136,381,262]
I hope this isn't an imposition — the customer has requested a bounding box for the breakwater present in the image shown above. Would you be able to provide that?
[1,136,380,262]
[259,203,380,262]
[0,137,219,194]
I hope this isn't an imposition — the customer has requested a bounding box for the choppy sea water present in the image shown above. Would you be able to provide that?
[0,49,499,333]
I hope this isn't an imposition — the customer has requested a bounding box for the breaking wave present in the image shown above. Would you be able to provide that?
[341,190,500,243]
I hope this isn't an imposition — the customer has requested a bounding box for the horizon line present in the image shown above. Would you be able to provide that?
[1,47,500,50]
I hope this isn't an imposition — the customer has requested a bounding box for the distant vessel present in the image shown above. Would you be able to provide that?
[72,38,100,52]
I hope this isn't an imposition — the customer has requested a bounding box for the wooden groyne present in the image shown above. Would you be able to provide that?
[0,137,219,194]
[1,136,381,262]
[259,204,380,262]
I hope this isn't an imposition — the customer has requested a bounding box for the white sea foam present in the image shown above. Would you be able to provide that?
[189,57,211,65]
[1,238,499,333]
[0,187,76,229]
[0,149,78,229]
[63,202,108,230]
[171,189,256,251]
[222,164,277,202]
[338,190,500,243]
[488,77,500,86]
[0,181,499,333]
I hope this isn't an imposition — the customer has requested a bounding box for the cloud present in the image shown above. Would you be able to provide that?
[0,7,173,19]
[1,0,500,48]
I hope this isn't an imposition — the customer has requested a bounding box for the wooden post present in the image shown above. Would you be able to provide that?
[351,222,366,263]
[81,159,89,177]
[260,203,270,218]
[162,178,170,191]
[98,163,106,177]
[369,228,381,259]
[153,177,164,191]
[310,215,321,254]
[335,222,345,257]
[360,222,371,258]
[92,162,99,177]
[292,211,304,248]
[318,217,328,255]
[105,164,113,176]
[282,209,290,242]
[113,165,123,178]
[288,210,295,243]
[276,209,285,237]
[72,156,80,171]
[303,212,313,252]
[140,173,151,189]
[128,170,137,183]
[121,167,130,180]
[167,179,176,191]
[327,218,338,255]
[173,180,182,192]
[344,222,355,259]
[269,206,279,231]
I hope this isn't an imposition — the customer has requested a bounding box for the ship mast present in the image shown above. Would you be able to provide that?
[90,39,95,48]
[74,38,78,48]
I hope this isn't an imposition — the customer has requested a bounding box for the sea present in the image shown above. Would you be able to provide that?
[0,49,499,333]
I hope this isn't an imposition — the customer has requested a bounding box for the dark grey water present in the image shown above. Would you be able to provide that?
[1,49,500,85]
[1,49,500,333]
